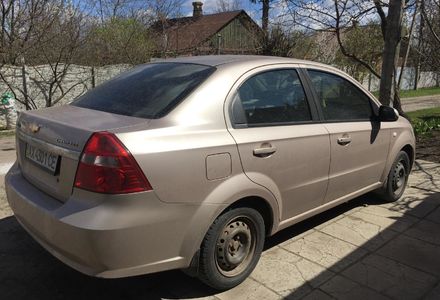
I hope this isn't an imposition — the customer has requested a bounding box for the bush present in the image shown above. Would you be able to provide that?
[412,117,440,136]
[407,107,440,137]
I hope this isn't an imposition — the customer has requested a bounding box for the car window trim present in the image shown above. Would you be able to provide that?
[302,68,377,123]
[230,67,319,128]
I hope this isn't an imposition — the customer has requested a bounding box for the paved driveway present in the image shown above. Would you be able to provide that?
[1,135,440,300]
[402,95,440,112]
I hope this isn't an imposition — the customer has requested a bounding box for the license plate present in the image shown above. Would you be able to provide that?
[25,143,59,174]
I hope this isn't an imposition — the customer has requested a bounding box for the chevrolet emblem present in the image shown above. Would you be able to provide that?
[29,123,40,133]
[20,121,41,134]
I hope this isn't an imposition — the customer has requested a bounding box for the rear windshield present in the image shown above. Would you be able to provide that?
[72,63,215,119]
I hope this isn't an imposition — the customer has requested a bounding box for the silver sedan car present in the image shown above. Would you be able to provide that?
[6,55,415,290]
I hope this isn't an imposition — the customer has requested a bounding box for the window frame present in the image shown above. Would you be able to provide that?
[229,67,320,128]
[303,68,379,123]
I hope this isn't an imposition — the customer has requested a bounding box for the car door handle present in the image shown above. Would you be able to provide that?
[337,136,352,145]
[253,145,277,157]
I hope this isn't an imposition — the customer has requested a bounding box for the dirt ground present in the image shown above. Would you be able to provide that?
[416,130,440,163]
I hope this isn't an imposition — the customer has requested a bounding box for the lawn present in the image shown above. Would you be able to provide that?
[407,107,440,136]
[0,129,15,137]
[372,86,440,99]
[400,86,440,98]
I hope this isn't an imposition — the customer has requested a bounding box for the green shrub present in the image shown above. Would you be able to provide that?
[407,107,440,137]
[412,118,440,136]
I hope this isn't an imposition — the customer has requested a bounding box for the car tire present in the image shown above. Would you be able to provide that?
[197,207,265,290]
[380,151,410,202]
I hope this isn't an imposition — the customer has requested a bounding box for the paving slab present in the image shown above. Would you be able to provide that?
[342,254,437,300]
[281,231,368,272]
[426,207,440,224]
[319,215,398,251]
[404,219,440,246]
[377,234,440,277]
[348,209,417,233]
[297,289,335,300]
[215,278,280,300]
[424,283,440,300]
[250,247,334,298]
[319,275,390,300]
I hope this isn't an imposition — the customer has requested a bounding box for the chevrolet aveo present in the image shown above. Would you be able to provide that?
[6,55,415,290]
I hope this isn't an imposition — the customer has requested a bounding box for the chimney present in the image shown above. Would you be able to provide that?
[192,2,203,18]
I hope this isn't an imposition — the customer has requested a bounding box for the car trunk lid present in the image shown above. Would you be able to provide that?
[16,105,150,202]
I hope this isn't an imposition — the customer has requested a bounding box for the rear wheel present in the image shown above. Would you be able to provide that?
[380,151,410,202]
[197,207,265,290]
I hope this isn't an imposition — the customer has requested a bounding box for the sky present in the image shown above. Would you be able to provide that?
[181,0,261,20]
[71,0,265,25]
[180,0,293,27]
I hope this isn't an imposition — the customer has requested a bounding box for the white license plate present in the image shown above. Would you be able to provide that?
[25,143,59,174]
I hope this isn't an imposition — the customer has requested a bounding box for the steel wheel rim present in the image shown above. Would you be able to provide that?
[392,160,407,195]
[215,215,257,277]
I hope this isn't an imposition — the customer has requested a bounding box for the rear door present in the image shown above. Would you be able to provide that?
[226,66,330,221]
[305,69,390,202]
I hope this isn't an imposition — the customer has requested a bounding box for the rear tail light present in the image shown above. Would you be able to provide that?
[74,132,152,194]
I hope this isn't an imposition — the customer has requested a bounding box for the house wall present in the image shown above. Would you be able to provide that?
[204,17,260,54]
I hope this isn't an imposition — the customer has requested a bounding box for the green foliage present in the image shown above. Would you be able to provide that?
[407,107,440,136]
[264,26,317,59]
[372,87,440,99]
[0,129,15,136]
[334,23,383,81]
[85,18,154,65]
[399,87,440,98]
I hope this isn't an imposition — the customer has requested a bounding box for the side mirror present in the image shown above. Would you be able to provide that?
[378,105,399,122]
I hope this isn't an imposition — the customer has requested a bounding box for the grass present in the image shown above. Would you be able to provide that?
[407,107,440,137]
[372,86,440,99]
[400,86,440,98]
[0,129,15,137]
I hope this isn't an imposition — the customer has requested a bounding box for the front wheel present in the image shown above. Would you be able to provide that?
[380,151,410,202]
[197,207,265,290]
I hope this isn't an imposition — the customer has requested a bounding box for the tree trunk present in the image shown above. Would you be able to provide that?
[262,0,269,34]
[378,0,405,108]
[414,0,425,90]
[397,0,418,89]
[21,64,30,110]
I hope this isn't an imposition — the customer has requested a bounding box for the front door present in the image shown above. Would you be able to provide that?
[306,69,390,202]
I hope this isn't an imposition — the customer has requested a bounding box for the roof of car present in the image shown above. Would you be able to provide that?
[151,55,323,67]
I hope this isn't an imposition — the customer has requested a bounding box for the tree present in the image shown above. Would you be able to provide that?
[216,0,241,12]
[0,0,161,109]
[263,26,318,59]
[285,0,412,115]
[333,23,383,80]
[84,18,154,66]
[378,0,405,112]
[251,0,272,35]
[417,0,440,83]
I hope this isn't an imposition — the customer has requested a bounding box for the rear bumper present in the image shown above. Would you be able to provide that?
[5,163,222,278]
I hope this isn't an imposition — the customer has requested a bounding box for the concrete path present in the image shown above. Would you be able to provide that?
[0,132,440,299]
[401,95,440,112]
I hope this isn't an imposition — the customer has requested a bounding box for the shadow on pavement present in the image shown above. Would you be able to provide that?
[0,195,378,299]
[284,191,440,300]
[0,215,217,299]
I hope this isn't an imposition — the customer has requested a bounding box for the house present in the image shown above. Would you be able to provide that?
[152,2,263,56]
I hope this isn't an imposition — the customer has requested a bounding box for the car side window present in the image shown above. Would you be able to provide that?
[234,69,312,125]
[308,70,373,121]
